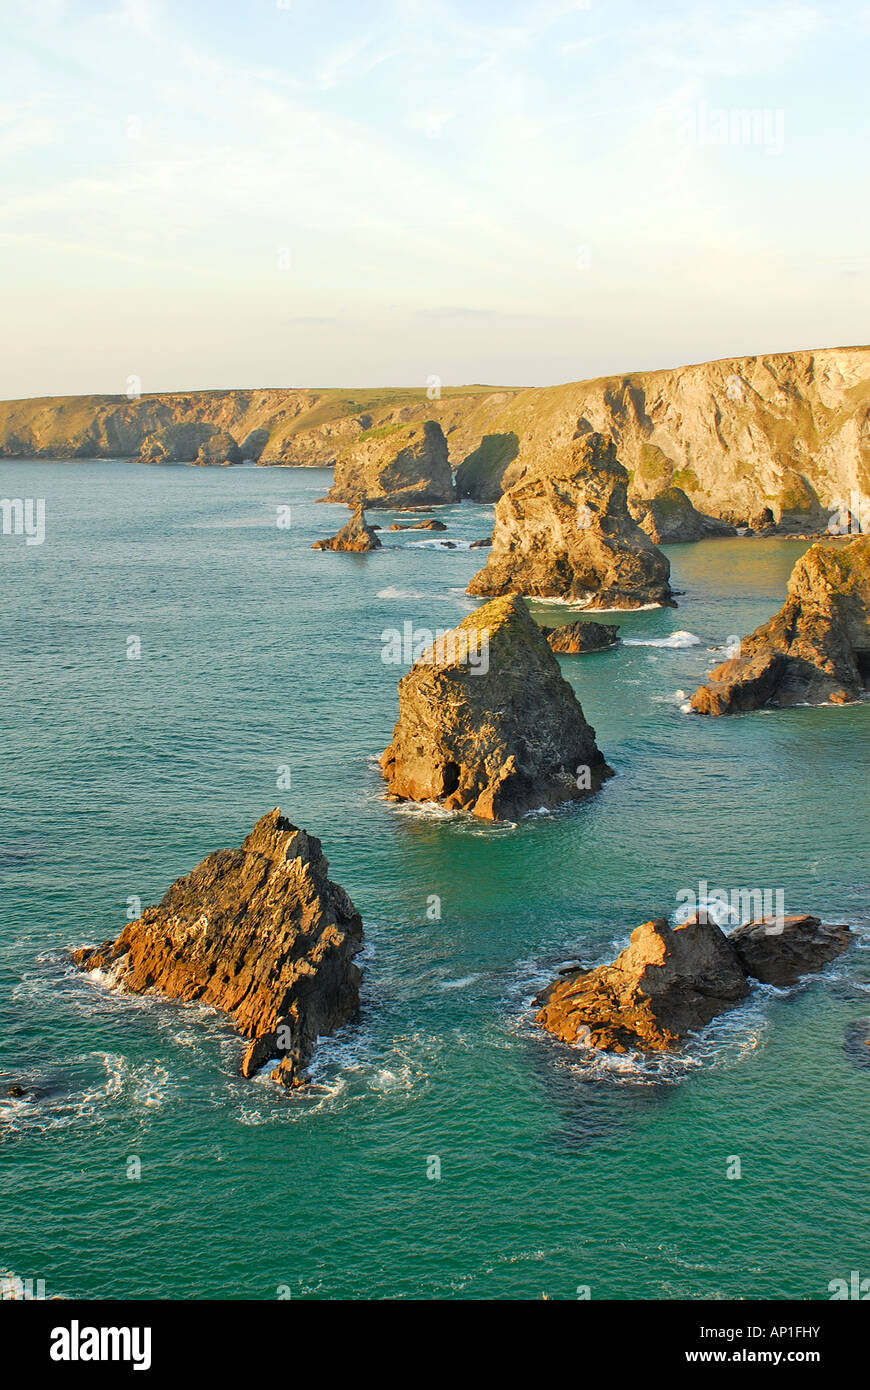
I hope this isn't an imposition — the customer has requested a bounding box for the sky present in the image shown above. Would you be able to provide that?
[1,0,869,398]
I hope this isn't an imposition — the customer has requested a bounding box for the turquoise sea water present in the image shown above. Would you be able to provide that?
[1,459,868,1301]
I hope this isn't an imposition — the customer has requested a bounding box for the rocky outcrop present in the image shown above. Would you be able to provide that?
[192,430,242,466]
[628,487,737,543]
[312,504,382,552]
[543,620,620,653]
[379,594,612,821]
[536,910,851,1053]
[388,519,446,531]
[691,535,870,713]
[137,422,216,463]
[467,432,672,608]
[455,432,521,501]
[536,917,750,1051]
[730,914,852,986]
[72,810,363,1088]
[325,420,455,508]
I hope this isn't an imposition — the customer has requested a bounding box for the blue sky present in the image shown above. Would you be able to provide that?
[1,0,868,396]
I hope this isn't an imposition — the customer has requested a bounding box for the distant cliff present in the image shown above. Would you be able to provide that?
[2,346,869,529]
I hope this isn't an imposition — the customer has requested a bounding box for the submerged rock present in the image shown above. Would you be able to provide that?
[72,810,364,1088]
[312,504,382,552]
[691,535,870,713]
[730,914,851,986]
[326,420,455,508]
[628,486,736,543]
[543,620,620,653]
[536,910,851,1054]
[379,594,612,821]
[467,431,672,608]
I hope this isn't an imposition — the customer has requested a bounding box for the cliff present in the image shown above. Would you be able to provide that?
[691,534,870,713]
[4,345,868,531]
[325,419,455,508]
[72,810,364,1088]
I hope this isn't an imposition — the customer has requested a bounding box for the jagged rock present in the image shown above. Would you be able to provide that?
[535,910,852,1054]
[535,917,750,1052]
[192,430,242,466]
[691,536,870,713]
[312,504,382,552]
[730,914,851,986]
[6,1085,26,1098]
[326,420,455,508]
[543,620,620,653]
[628,487,737,543]
[379,594,612,821]
[72,810,363,1088]
[467,432,672,608]
[470,536,493,548]
[137,422,216,463]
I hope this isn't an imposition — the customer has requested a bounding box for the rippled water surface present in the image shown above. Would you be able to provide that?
[1,460,868,1299]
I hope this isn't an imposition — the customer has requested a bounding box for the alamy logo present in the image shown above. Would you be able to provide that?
[381,622,490,675]
[0,497,45,546]
[675,880,785,932]
[50,1320,152,1371]
[0,1274,45,1299]
[678,102,785,156]
[828,1270,870,1299]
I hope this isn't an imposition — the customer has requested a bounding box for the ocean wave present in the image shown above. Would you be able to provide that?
[623,630,701,649]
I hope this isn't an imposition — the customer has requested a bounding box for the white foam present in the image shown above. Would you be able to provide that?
[623,630,701,649]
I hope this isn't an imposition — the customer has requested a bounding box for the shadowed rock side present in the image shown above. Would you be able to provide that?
[467,431,672,608]
[691,535,870,713]
[379,594,612,821]
[72,810,363,1088]
[312,504,382,552]
[325,419,456,508]
[543,620,620,653]
[536,912,851,1053]
[628,486,737,543]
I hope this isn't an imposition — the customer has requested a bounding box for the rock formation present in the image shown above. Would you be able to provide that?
[312,504,382,552]
[137,422,216,463]
[379,594,612,821]
[192,430,242,466]
[467,432,672,608]
[72,810,364,1088]
[543,620,620,653]
[536,911,851,1053]
[628,487,737,543]
[325,420,456,508]
[691,535,870,713]
[388,519,447,531]
[730,914,852,986]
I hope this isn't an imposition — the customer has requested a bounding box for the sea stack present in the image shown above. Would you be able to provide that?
[628,487,737,543]
[691,535,870,714]
[543,620,620,653]
[312,504,382,551]
[466,431,672,608]
[536,912,851,1053]
[379,593,612,821]
[73,810,364,1088]
[326,419,455,508]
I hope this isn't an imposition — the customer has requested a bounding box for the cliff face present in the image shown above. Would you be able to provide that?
[467,432,672,608]
[72,810,364,1088]
[454,347,870,530]
[325,420,455,508]
[379,594,612,821]
[691,535,870,713]
[0,385,519,468]
[3,347,868,530]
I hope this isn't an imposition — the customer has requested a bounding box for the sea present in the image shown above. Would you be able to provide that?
[1,458,868,1300]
